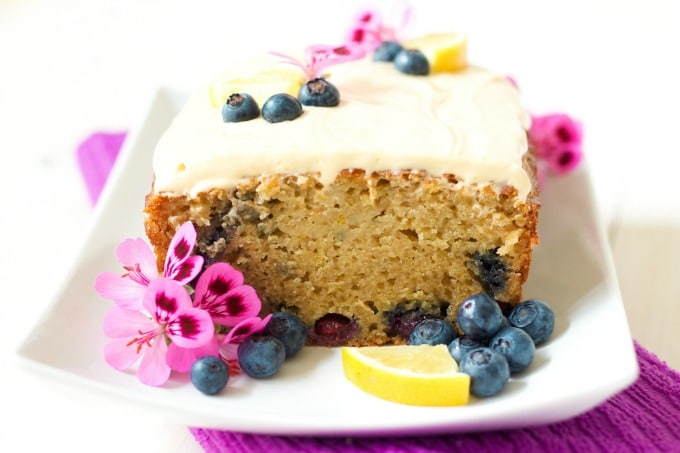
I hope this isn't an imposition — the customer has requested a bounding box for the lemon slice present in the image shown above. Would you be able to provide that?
[402,33,468,73]
[209,69,304,109]
[341,344,470,406]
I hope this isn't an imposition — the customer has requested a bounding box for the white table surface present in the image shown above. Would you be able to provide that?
[2,1,679,452]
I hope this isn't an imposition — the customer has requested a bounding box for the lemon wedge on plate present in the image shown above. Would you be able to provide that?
[402,33,468,73]
[209,68,304,109]
[341,344,470,406]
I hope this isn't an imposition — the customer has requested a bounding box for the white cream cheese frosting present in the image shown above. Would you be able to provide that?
[152,57,532,200]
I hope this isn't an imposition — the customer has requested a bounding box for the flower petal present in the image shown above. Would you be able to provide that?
[305,44,366,78]
[210,285,262,326]
[143,279,193,323]
[218,342,241,375]
[194,262,245,306]
[547,145,583,175]
[166,336,219,373]
[103,307,154,338]
[163,221,198,280]
[171,255,204,285]
[224,315,272,344]
[138,338,171,386]
[115,238,158,282]
[94,272,146,310]
[104,338,141,371]
[166,307,214,348]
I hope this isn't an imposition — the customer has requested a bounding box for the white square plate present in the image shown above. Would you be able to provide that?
[15,88,638,436]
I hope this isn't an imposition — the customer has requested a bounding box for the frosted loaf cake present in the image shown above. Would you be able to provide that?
[144,45,539,347]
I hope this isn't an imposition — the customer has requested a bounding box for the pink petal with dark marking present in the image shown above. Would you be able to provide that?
[547,144,583,175]
[163,221,198,280]
[224,315,272,344]
[193,262,245,307]
[171,255,204,285]
[143,279,192,323]
[210,285,262,326]
[166,307,214,348]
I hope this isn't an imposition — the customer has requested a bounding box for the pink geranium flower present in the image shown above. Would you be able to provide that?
[103,279,214,386]
[529,113,583,159]
[346,5,413,51]
[97,221,271,386]
[271,43,366,81]
[529,113,584,176]
[95,222,204,310]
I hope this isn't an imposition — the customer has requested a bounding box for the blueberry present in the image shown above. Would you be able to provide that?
[385,306,432,339]
[409,318,457,346]
[469,249,507,297]
[509,299,555,346]
[237,335,286,378]
[262,93,303,123]
[308,313,358,346]
[456,293,505,341]
[373,41,403,62]
[221,93,259,123]
[393,49,429,75]
[447,336,483,363]
[459,347,510,398]
[264,312,307,358]
[298,78,339,107]
[489,326,535,374]
[190,356,229,395]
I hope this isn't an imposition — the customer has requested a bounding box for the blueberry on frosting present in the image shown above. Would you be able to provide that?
[262,93,303,123]
[393,49,430,75]
[298,77,340,107]
[373,41,403,62]
[222,93,260,123]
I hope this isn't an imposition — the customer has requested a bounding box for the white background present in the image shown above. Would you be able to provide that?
[1,1,679,452]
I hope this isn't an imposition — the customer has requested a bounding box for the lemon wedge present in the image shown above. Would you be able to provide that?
[402,33,468,73]
[341,344,470,406]
[209,68,304,109]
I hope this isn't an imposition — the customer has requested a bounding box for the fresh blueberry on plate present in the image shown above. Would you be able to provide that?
[190,355,229,395]
[489,326,536,374]
[459,347,510,398]
[237,335,286,378]
[409,318,457,346]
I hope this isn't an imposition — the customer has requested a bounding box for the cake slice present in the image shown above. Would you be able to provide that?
[144,52,539,346]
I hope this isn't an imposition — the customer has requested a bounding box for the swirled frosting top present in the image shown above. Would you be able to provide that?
[152,56,532,200]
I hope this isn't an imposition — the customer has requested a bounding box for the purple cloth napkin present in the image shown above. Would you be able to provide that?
[77,132,680,452]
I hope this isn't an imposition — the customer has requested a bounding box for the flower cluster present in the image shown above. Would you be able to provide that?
[346,5,413,52]
[530,113,584,177]
[95,222,269,386]
[271,44,366,82]
[508,76,584,179]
